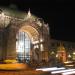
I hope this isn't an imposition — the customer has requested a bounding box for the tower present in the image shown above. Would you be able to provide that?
[57,42,67,62]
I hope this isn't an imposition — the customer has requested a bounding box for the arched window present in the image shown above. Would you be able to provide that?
[16,31,31,62]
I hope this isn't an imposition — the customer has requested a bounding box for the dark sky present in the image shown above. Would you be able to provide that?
[0,0,75,42]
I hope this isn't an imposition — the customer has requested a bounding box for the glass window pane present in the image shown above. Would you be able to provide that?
[16,31,31,62]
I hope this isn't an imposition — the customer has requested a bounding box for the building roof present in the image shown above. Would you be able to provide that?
[0,7,40,28]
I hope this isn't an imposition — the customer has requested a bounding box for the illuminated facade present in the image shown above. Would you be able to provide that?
[0,8,75,66]
[0,8,50,63]
[57,43,67,62]
[50,39,75,62]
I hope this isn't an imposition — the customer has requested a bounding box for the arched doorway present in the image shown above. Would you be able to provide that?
[16,25,39,63]
[5,11,50,63]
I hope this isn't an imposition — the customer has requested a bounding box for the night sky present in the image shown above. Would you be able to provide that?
[0,0,75,42]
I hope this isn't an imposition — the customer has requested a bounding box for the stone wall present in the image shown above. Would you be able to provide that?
[6,26,16,59]
[0,31,3,60]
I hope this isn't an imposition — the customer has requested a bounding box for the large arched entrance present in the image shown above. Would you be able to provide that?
[4,10,50,63]
[16,25,39,62]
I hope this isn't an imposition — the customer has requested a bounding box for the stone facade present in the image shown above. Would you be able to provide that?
[1,8,75,63]
[0,8,50,62]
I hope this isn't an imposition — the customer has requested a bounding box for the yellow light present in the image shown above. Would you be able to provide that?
[0,12,5,17]
[56,54,58,57]
[40,38,43,42]
[51,51,55,54]
[68,54,71,58]
[73,52,75,55]
[37,20,42,27]
[34,45,39,49]
[40,44,44,51]
[32,40,39,44]
[64,61,73,64]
